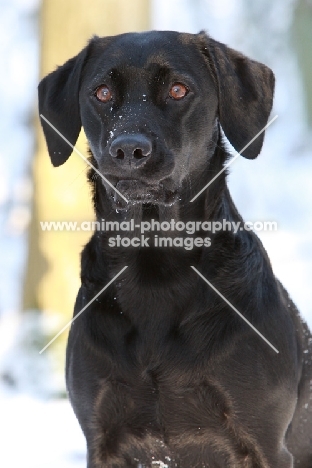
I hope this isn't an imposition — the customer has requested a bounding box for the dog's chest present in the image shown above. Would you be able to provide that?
[95,291,234,430]
[96,321,229,422]
[93,352,257,467]
[80,282,277,466]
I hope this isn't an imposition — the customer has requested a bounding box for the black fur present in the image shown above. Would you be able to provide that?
[39,31,312,467]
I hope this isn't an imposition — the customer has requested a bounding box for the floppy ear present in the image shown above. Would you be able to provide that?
[198,32,275,159]
[38,45,90,167]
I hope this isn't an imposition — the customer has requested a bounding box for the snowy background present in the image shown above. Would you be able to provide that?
[0,0,311,466]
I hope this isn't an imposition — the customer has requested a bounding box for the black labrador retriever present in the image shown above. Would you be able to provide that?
[39,31,312,468]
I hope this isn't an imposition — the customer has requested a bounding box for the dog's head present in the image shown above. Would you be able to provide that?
[39,31,274,208]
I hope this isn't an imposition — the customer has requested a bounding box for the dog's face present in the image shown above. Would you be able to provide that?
[79,32,218,206]
[39,31,275,208]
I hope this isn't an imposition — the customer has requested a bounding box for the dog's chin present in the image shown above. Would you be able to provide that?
[107,179,179,210]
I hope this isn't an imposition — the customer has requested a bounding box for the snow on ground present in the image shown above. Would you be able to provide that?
[0,312,87,467]
[0,392,86,468]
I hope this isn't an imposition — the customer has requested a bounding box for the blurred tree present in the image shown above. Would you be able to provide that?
[23,1,150,326]
[292,0,312,128]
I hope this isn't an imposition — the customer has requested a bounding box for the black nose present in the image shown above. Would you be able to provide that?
[109,134,152,166]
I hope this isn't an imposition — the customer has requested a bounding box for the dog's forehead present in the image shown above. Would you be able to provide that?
[87,31,204,76]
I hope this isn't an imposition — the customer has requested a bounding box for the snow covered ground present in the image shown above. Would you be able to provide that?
[0,392,86,468]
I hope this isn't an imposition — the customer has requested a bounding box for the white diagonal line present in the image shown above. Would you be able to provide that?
[40,114,129,203]
[190,115,278,203]
[39,266,128,354]
[191,266,279,353]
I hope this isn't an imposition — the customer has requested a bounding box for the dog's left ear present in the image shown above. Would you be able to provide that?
[198,32,275,159]
[38,44,91,167]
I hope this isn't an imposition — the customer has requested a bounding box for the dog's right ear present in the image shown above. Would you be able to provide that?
[38,44,90,167]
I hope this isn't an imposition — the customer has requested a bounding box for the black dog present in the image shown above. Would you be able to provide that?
[39,31,312,467]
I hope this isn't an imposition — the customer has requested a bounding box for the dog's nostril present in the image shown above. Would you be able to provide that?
[116,149,125,160]
[133,149,145,160]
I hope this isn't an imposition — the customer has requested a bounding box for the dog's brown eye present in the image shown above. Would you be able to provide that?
[169,83,188,100]
[96,85,112,103]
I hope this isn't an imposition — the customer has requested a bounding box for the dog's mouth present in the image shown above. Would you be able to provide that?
[108,179,179,209]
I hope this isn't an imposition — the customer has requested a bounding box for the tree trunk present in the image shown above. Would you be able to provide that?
[23,0,150,331]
